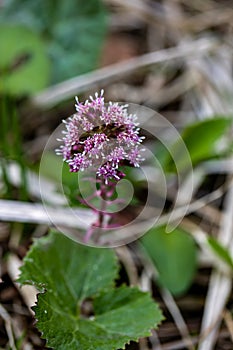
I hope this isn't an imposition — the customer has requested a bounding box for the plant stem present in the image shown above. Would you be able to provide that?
[84,180,117,243]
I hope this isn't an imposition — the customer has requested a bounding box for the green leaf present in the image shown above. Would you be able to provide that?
[141,226,197,296]
[1,0,107,84]
[18,230,118,296]
[161,117,232,172]
[93,286,163,339]
[0,24,50,96]
[207,237,233,270]
[19,231,163,350]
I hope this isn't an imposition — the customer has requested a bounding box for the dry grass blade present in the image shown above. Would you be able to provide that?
[0,304,17,350]
[224,309,233,342]
[31,39,217,108]
[198,179,233,350]
[150,329,163,350]
[0,199,96,229]
[160,288,195,350]
[161,336,199,350]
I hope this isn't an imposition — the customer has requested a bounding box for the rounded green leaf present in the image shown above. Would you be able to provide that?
[141,226,197,295]
[0,24,50,96]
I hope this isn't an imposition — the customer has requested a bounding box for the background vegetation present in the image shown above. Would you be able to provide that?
[1,1,233,349]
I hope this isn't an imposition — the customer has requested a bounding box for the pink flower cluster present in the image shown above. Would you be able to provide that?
[56,90,144,183]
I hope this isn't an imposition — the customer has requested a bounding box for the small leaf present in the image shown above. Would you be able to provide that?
[207,237,233,270]
[19,231,163,350]
[141,226,197,295]
[0,24,50,96]
[162,117,232,172]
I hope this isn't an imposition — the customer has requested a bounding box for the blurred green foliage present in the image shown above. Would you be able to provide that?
[0,24,50,96]
[155,117,232,173]
[0,96,28,199]
[0,0,107,87]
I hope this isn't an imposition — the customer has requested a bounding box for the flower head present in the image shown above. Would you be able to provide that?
[56,90,144,183]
